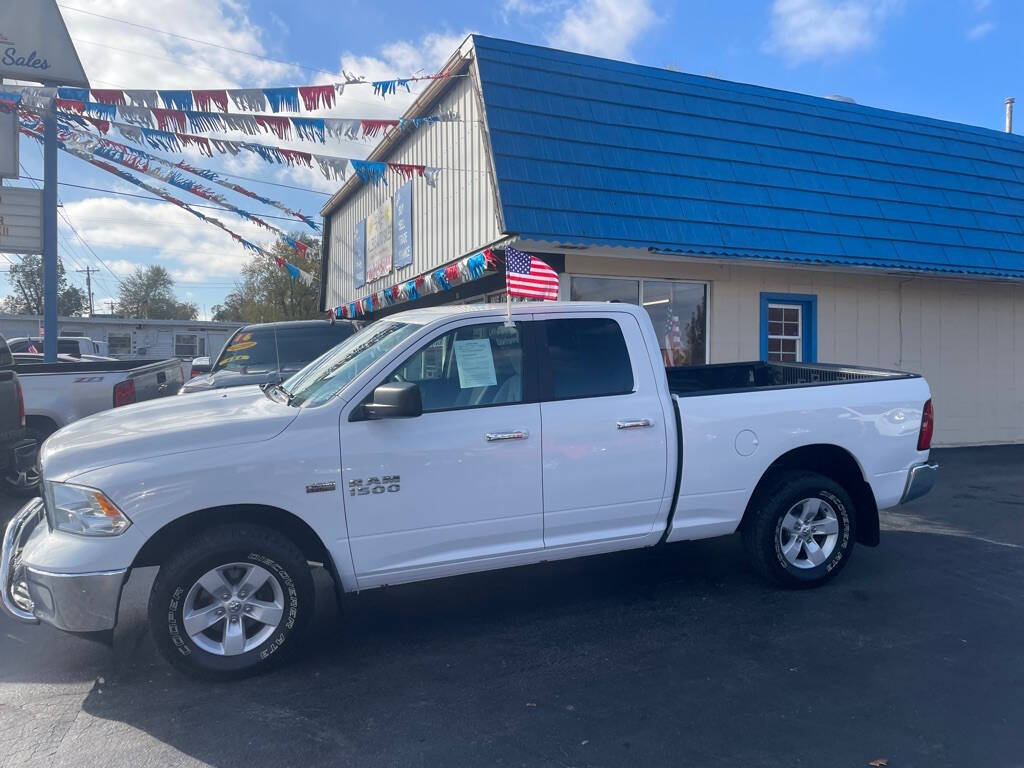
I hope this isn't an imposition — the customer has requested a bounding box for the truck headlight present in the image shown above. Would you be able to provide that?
[45,482,132,536]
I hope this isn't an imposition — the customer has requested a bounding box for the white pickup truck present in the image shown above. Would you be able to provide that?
[2,302,937,679]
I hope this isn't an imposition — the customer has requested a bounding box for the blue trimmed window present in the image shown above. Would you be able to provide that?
[760,293,817,362]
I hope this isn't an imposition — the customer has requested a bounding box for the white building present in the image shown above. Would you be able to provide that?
[0,314,241,360]
[320,36,1024,446]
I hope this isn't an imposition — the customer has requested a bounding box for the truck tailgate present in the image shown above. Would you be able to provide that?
[128,359,184,402]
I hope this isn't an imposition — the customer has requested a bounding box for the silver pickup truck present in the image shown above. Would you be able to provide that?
[8,356,184,494]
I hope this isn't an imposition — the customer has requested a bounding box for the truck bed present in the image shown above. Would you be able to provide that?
[667,361,918,398]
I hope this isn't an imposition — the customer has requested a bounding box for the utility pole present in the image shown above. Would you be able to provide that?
[42,83,58,362]
[76,266,97,315]
[105,299,116,315]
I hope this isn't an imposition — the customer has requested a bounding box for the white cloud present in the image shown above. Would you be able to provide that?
[546,0,657,60]
[764,0,903,62]
[59,197,274,284]
[967,21,995,40]
[60,0,300,89]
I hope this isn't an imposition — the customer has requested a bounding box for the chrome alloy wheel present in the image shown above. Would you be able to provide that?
[182,562,285,656]
[777,497,840,569]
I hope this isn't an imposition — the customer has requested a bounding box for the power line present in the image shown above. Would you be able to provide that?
[57,4,341,78]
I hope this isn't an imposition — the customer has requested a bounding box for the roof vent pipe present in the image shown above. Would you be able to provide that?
[1007,98,1015,134]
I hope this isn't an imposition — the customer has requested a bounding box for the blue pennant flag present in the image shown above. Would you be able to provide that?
[286,263,301,281]
[263,87,300,113]
[82,101,117,120]
[141,128,181,152]
[351,159,387,186]
[57,87,88,101]
[291,117,325,143]
[159,90,193,110]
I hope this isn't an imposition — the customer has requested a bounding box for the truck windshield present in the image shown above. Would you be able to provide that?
[214,328,277,373]
[282,321,421,407]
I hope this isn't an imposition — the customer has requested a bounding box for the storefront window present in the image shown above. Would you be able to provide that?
[568,276,707,366]
[570,276,639,304]
[642,281,707,366]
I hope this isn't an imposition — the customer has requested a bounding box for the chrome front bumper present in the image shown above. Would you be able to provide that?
[901,461,939,504]
[2,498,127,631]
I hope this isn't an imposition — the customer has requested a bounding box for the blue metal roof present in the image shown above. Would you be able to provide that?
[472,36,1024,279]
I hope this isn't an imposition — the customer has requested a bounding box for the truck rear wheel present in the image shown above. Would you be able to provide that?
[742,471,855,588]
[148,524,314,680]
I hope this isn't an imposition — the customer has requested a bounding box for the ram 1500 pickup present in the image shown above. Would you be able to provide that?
[2,302,937,679]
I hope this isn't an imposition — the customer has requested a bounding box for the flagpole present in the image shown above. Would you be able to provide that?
[503,251,514,327]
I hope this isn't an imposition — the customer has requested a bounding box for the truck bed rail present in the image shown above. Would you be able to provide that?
[667,361,917,398]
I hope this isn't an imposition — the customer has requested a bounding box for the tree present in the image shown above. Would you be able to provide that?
[117,265,198,320]
[212,234,321,324]
[1,254,87,316]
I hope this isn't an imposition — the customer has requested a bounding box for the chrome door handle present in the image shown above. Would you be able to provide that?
[486,430,529,442]
[616,419,653,429]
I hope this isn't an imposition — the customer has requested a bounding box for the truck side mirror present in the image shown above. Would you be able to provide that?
[363,382,423,420]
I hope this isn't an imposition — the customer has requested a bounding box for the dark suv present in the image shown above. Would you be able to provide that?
[179,319,362,394]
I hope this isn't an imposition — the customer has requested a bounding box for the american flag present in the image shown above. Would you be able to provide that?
[664,292,685,366]
[505,248,559,301]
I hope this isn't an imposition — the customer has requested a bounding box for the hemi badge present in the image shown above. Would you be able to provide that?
[305,482,336,494]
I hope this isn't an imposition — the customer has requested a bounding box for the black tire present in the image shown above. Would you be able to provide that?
[0,427,50,498]
[742,470,856,588]
[148,524,314,680]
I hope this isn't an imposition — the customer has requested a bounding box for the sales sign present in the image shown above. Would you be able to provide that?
[353,219,366,288]
[0,0,90,87]
[393,181,413,269]
[365,198,393,282]
[0,187,43,253]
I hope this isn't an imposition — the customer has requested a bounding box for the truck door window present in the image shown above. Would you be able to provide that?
[384,323,526,412]
[540,318,633,400]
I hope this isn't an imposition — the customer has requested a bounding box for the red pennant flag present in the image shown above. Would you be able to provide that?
[193,90,229,112]
[255,115,291,140]
[361,119,398,138]
[85,117,111,134]
[152,108,186,132]
[299,85,335,111]
[279,148,312,167]
[91,89,126,105]
[56,98,85,114]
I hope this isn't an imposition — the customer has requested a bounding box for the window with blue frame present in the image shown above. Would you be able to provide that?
[760,293,817,363]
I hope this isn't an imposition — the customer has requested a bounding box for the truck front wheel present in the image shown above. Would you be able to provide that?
[148,524,314,680]
[742,471,855,588]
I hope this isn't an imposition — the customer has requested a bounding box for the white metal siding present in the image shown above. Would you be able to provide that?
[325,74,500,310]
[565,251,1024,446]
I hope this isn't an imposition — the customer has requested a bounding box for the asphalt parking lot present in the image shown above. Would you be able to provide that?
[2,445,1023,768]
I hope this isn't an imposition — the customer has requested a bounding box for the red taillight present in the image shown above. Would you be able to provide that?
[917,398,934,451]
[113,379,136,408]
[15,377,25,428]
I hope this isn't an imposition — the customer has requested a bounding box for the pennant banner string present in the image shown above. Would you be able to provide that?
[21,71,465,112]
[328,249,500,320]
[19,119,317,286]
[59,127,316,258]
[53,100,461,143]
[54,110,442,189]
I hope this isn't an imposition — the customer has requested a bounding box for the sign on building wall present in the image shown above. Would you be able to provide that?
[365,198,393,282]
[0,0,90,87]
[353,218,366,288]
[0,110,18,179]
[0,187,43,253]
[393,181,413,270]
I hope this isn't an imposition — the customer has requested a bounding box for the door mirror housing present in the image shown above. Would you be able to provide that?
[362,382,423,420]
[189,356,211,377]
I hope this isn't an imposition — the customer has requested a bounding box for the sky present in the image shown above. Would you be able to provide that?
[5,0,1022,319]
